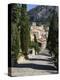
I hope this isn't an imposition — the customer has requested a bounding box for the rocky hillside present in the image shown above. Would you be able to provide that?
[28,5,58,25]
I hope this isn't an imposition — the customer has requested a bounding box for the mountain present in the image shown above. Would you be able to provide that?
[28,5,58,25]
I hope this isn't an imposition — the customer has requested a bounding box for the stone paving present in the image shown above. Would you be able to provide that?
[9,49,58,77]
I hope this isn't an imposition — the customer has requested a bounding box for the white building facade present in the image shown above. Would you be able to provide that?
[30,22,49,51]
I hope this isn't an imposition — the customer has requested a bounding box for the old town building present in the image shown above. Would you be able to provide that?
[30,22,49,51]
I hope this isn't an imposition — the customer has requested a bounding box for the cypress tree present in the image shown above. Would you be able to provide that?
[47,9,58,68]
[11,4,21,58]
[20,4,30,59]
[34,34,40,55]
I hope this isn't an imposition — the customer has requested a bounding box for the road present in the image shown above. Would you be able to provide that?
[9,49,58,76]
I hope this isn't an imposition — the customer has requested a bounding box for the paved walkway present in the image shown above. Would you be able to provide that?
[10,49,58,76]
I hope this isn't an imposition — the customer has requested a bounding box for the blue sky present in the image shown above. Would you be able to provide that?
[27,4,38,11]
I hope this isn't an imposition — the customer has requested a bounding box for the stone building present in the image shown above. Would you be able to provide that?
[30,22,49,51]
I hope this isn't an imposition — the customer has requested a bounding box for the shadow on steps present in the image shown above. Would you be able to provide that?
[28,58,51,61]
[12,63,57,71]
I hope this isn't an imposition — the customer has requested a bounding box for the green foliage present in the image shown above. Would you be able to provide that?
[30,41,40,54]
[11,23,19,57]
[11,4,21,24]
[11,4,21,58]
[29,41,35,48]
[47,9,58,68]
[20,4,30,58]
[34,34,40,54]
